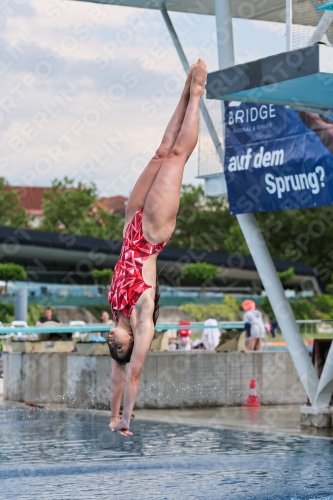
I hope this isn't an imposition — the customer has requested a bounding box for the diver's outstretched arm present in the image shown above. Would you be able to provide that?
[113,307,155,436]
[109,359,126,431]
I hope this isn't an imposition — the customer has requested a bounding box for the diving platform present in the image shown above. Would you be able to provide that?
[206,44,333,113]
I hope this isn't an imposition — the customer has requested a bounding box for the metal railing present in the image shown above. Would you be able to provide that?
[0,322,244,337]
[0,320,332,338]
[295,320,333,336]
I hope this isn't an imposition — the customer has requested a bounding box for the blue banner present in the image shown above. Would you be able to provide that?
[224,102,333,214]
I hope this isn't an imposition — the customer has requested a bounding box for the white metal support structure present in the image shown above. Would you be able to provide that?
[214,0,234,66]
[314,345,333,405]
[161,0,319,403]
[307,5,333,408]
[286,0,293,51]
[160,5,224,170]
[309,10,333,45]
[213,0,319,404]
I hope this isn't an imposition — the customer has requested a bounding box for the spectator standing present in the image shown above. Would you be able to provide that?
[35,307,60,326]
[269,320,279,338]
[242,300,266,351]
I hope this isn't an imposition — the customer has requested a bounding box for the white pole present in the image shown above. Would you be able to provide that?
[215,0,319,403]
[214,0,234,68]
[286,0,293,51]
[213,0,234,188]
[14,289,28,322]
[236,215,319,403]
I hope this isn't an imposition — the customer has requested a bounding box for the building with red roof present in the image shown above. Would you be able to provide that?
[6,186,127,227]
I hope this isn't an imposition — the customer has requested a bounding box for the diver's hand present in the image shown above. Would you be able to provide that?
[112,418,133,437]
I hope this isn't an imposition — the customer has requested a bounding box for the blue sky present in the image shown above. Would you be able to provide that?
[0,1,288,197]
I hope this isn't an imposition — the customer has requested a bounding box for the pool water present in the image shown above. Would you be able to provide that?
[0,406,332,499]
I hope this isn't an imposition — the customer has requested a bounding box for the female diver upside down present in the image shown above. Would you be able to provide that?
[108,59,208,436]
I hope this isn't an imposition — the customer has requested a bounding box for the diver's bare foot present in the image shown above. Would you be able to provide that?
[182,63,196,97]
[109,416,121,432]
[112,418,133,437]
[191,59,207,96]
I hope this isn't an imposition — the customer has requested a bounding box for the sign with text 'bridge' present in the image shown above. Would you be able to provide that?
[224,102,333,215]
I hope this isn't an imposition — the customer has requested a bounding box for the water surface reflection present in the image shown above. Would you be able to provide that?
[0,406,332,500]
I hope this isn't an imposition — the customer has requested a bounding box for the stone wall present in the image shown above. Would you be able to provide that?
[3,351,307,409]
[4,353,67,404]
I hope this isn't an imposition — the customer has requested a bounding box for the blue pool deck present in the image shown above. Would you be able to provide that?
[0,401,332,500]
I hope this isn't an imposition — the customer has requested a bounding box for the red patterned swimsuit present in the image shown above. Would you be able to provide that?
[108,209,169,323]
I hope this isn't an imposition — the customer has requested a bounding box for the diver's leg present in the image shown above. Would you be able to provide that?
[124,65,195,227]
[142,59,207,243]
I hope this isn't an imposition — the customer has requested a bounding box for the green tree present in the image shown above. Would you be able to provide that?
[289,299,316,320]
[179,295,241,321]
[27,305,45,326]
[170,184,232,252]
[181,262,220,295]
[222,206,333,290]
[223,294,241,317]
[0,303,14,323]
[173,184,333,290]
[91,268,113,286]
[277,267,295,284]
[312,294,333,319]
[0,263,27,293]
[260,295,316,320]
[260,296,274,318]
[41,177,123,239]
[0,178,27,227]
[0,304,45,325]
